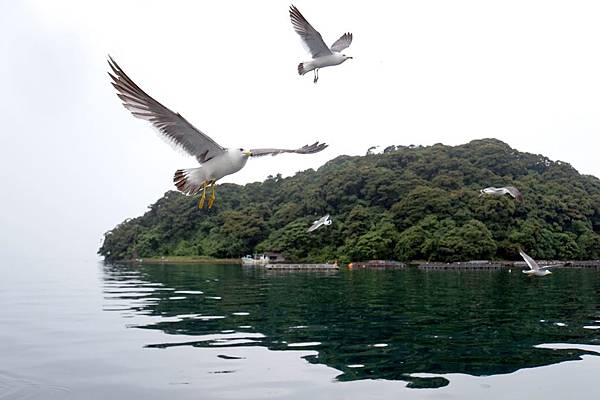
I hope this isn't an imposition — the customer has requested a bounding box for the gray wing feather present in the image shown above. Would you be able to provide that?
[505,186,524,201]
[330,33,352,52]
[108,56,225,163]
[307,221,322,232]
[519,249,540,271]
[289,5,332,58]
[250,142,328,158]
[307,214,330,232]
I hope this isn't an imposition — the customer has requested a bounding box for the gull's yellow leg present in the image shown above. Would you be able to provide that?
[208,181,217,209]
[198,181,208,209]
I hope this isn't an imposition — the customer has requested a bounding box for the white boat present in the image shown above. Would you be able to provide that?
[241,254,269,266]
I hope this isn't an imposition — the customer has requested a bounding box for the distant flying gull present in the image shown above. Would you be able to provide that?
[518,249,552,277]
[107,57,327,209]
[479,186,523,202]
[307,214,332,232]
[289,5,353,83]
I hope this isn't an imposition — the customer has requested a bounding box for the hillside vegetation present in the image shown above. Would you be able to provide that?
[99,139,600,262]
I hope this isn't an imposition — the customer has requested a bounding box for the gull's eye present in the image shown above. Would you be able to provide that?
[239,148,243,151]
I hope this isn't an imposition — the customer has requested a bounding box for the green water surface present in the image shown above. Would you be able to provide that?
[103,264,600,389]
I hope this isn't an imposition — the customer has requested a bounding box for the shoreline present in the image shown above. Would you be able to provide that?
[114,257,241,265]
[105,257,600,269]
[413,260,600,270]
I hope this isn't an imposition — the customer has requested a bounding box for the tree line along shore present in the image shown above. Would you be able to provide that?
[114,256,600,270]
[99,139,600,264]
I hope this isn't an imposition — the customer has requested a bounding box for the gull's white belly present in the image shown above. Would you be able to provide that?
[523,270,550,277]
[312,54,345,68]
[483,188,504,196]
[204,152,248,181]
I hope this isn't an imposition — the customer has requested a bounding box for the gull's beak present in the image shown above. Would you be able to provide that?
[243,150,252,157]
[348,56,354,59]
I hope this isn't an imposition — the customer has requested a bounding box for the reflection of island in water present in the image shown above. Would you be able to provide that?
[102,263,600,388]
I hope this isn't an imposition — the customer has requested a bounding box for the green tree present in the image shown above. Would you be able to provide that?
[99,139,600,263]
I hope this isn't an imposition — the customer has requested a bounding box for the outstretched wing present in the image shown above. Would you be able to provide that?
[250,142,328,158]
[505,186,524,202]
[289,5,332,58]
[307,214,331,232]
[307,220,323,233]
[331,33,352,52]
[108,56,225,163]
[519,249,540,271]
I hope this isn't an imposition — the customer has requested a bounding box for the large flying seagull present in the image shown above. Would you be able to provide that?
[107,57,327,209]
[479,186,524,202]
[289,5,353,83]
[518,249,553,277]
[307,214,332,233]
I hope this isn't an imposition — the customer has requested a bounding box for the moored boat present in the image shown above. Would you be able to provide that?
[241,254,269,266]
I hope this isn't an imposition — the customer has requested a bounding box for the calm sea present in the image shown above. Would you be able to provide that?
[1,260,599,399]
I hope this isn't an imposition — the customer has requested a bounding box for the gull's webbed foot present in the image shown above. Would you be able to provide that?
[313,69,319,84]
[208,181,217,209]
[198,182,208,209]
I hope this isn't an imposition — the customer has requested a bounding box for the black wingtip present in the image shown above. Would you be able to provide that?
[107,54,117,69]
[302,141,328,154]
[289,4,305,21]
[107,56,122,77]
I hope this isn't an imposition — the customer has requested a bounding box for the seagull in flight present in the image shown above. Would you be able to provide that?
[479,186,524,202]
[518,249,553,277]
[107,57,327,209]
[289,5,353,83]
[307,214,332,232]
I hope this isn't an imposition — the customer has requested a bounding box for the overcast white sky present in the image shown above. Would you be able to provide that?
[2,0,600,262]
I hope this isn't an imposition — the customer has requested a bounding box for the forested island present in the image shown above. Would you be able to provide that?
[99,139,600,263]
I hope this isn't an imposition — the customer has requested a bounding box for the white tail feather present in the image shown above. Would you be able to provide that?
[173,167,207,195]
[298,62,314,75]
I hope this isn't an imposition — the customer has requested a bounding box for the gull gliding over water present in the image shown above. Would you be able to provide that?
[479,186,524,202]
[289,5,353,83]
[519,249,553,277]
[107,57,327,209]
[307,214,332,232]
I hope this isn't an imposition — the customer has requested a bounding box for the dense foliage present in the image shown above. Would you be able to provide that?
[99,139,600,262]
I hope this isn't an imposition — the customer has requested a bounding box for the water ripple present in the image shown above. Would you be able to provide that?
[102,263,600,387]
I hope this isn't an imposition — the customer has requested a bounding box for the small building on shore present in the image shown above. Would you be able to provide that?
[265,251,286,263]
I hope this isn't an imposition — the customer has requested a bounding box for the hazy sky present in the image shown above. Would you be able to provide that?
[2,0,600,262]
